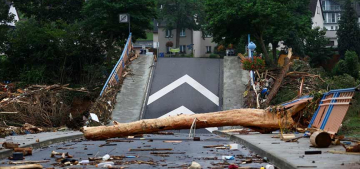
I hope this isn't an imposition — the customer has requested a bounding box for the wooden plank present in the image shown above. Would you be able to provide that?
[0,112,17,114]
[319,103,350,107]
[321,97,353,102]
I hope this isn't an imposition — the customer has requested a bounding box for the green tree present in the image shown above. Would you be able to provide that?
[205,0,311,65]
[158,0,204,50]
[82,0,156,56]
[0,0,14,53]
[337,0,360,57]
[305,27,334,67]
[264,0,312,62]
[4,18,105,85]
[13,0,84,23]
[333,51,360,79]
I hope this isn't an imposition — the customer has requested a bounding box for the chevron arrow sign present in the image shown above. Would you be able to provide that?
[147,74,219,106]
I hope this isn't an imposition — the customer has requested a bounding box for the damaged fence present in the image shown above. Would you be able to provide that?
[100,33,132,96]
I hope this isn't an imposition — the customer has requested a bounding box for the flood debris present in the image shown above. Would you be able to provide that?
[8,160,49,164]
[2,142,19,149]
[82,104,307,140]
[13,147,33,156]
[150,152,186,155]
[0,164,43,169]
[129,148,172,151]
[342,143,360,152]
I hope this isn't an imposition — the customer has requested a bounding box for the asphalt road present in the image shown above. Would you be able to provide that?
[0,134,271,169]
[142,58,223,133]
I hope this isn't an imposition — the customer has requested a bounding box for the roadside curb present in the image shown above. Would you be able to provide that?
[0,132,83,160]
[213,130,296,169]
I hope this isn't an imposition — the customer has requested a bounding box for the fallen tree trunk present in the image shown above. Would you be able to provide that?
[265,48,293,106]
[82,103,306,140]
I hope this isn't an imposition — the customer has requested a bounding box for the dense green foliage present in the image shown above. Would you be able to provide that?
[0,1,13,53]
[305,28,334,67]
[333,51,360,79]
[337,0,360,57]
[204,0,312,64]
[82,0,156,52]
[13,0,84,23]
[0,0,156,86]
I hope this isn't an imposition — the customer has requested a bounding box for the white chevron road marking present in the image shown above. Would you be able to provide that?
[158,106,218,133]
[147,74,219,106]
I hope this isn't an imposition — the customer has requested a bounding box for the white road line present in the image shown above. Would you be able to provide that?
[158,106,218,133]
[147,74,219,106]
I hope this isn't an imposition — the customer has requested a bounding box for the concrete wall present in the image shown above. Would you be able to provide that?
[312,0,324,29]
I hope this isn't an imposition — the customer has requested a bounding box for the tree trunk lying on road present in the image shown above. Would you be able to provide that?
[82,103,307,140]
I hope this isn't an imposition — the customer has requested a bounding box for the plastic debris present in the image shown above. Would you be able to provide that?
[188,161,201,169]
[266,164,275,169]
[102,154,110,161]
[222,156,235,160]
[98,162,114,168]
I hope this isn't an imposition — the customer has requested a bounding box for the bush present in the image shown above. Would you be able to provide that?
[241,57,265,70]
[333,51,360,79]
[326,74,358,90]
[209,53,218,58]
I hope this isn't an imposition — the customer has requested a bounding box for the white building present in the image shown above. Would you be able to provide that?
[153,19,217,58]
[321,0,360,47]
[1,1,19,27]
[310,0,325,29]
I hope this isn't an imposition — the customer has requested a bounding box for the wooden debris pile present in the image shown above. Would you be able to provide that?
[0,84,88,128]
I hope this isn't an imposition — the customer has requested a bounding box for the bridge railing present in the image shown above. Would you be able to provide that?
[100,33,132,96]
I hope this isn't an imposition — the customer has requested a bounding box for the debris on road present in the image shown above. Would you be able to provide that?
[13,148,33,156]
[82,104,307,140]
[2,142,19,149]
[0,164,43,169]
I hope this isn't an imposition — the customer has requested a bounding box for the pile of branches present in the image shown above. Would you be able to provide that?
[0,84,88,128]
[244,55,325,109]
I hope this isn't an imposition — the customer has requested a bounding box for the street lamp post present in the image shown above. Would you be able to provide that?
[248,41,256,86]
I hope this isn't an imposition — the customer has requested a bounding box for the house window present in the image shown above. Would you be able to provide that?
[166,29,172,38]
[331,26,333,30]
[206,46,212,53]
[180,45,186,53]
[180,29,186,37]
[317,7,320,14]
[331,13,336,23]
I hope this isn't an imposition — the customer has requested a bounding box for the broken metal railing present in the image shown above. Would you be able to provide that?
[100,33,132,96]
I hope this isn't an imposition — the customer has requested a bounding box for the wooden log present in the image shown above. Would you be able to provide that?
[14,148,33,155]
[0,164,43,169]
[310,131,332,148]
[265,48,293,106]
[82,106,301,140]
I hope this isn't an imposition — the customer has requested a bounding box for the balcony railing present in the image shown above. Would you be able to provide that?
[322,5,341,11]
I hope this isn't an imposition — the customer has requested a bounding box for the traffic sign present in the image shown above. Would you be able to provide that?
[119,14,129,23]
